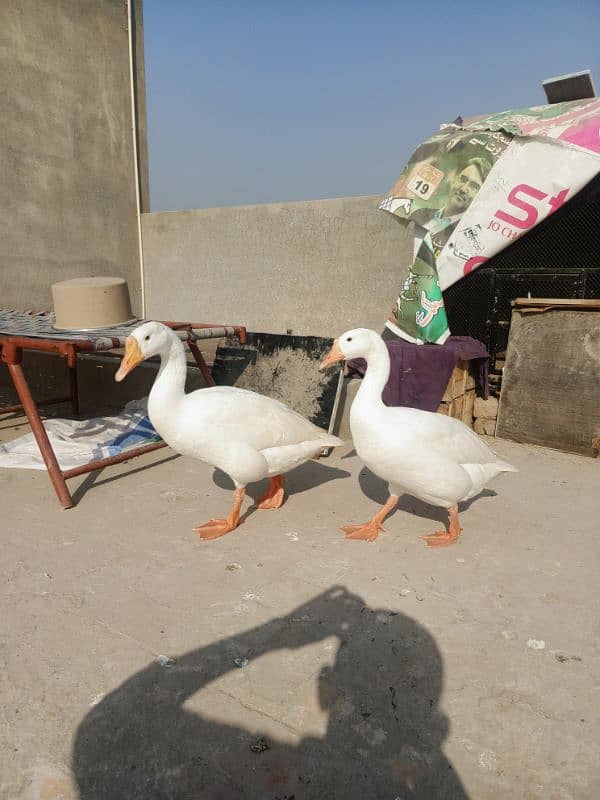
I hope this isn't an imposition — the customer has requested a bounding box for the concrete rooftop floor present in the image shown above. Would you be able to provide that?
[1,421,599,800]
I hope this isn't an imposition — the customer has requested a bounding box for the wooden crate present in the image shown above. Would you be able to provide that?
[437,361,476,428]
[441,360,476,401]
[496,304,600,456]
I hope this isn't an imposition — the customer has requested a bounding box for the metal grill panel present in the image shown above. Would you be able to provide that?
[444,269,493,347]
[493,273,583,322]
[583,270,600,298]
[444,170,600,389]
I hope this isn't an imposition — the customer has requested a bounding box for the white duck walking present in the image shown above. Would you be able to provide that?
[115,322,342,539]
[320,328,517,547]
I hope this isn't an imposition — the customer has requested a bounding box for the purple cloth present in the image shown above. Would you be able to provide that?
[346,335,489,411]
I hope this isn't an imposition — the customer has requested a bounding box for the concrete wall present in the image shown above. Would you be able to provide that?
[0,0,145,314]
[141,197,412,337]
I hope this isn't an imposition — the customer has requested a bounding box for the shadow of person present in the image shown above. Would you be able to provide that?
[73,586,469,799]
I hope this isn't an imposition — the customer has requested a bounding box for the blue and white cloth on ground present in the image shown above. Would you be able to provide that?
[0,399,161,471]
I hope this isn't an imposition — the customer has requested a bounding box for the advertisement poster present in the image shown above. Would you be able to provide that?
[380,98,600,343]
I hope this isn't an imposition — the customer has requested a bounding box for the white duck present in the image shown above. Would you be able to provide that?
[320,328,517,547]
[115,321,343,539]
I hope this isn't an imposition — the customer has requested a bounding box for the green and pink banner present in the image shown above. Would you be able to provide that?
[380,98,600,344]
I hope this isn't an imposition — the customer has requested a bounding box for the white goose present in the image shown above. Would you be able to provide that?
[115,321,342,539]
[320,328,517,547]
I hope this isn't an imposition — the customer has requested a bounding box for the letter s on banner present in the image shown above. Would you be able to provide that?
[495,184,547,229]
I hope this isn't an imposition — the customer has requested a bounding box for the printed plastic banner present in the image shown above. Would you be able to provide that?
[380,98,600,343]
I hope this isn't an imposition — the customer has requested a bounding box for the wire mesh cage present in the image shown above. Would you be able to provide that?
[444,171,600,390]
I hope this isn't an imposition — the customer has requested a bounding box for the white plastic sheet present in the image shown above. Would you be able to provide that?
[0,399,160,471]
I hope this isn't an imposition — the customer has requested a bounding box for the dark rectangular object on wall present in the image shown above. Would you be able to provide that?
[211,332,341,431]
[496,305,600,456]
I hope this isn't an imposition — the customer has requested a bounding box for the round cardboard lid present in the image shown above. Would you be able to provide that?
[51,276,135,330]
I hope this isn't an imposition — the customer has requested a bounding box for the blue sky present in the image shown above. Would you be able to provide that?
[143,1,600,212]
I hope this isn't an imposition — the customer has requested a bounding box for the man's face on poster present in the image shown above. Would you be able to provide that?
[445,163,483,216]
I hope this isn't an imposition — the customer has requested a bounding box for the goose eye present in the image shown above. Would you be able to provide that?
[346,336,353,342]
[144,335,150,341]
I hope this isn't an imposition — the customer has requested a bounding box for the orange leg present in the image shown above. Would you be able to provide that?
[194,488,246,540]
[341,494,399,542]
[256,475,286,510]
[422,505,462,548]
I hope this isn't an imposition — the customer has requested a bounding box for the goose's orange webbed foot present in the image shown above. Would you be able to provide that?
[341,521,384,542]
[194,488,245,540]
[194,518,240,539]
[341,494,398,543]
[422,505,462,548]
[256,475,285,510]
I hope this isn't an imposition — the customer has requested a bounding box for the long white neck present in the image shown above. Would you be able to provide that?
[354,337,390,409]
[148,334,188,422]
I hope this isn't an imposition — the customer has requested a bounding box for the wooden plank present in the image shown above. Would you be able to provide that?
[441,362,470,401]
[461,389,476,429]
[437,391,477,427]
[497,309,600,456]
[512,297,600,309]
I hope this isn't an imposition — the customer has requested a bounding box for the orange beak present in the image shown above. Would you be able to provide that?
[115,336,144,382]
[320,340,345,370]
